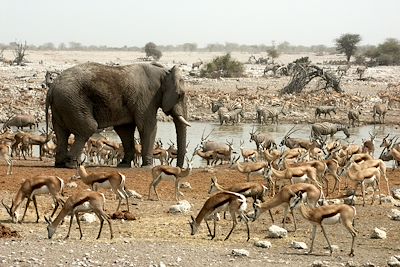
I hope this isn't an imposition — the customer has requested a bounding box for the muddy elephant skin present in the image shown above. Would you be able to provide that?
[46,62,189,168]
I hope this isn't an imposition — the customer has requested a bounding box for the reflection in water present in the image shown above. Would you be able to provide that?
[25,122,399,168]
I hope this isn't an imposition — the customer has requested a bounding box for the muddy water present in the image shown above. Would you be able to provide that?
[100,121,397,168]
[17,122,396,168]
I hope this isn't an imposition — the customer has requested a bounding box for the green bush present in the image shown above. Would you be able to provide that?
[200,53,245,78]
[363,38,400,65]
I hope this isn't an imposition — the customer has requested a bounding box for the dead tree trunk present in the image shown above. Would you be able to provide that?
[280,64,343,95]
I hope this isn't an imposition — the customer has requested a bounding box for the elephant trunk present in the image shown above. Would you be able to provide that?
[173,117,187,168]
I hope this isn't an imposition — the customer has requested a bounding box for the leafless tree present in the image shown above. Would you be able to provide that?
[13,41,28,66]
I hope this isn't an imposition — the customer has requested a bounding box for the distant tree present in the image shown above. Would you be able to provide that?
[364,38,400,65]
[69,41,83,50]
[267,47,280,61]
[335,33,361,63]
[58,43,66,50]
[182,43,197,52]
[39,42,55,50]
[13,41,28,65]
[144,42,162,60]
[200,53,245,78]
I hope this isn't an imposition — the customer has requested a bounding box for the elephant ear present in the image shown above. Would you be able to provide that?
[162,66,184,113]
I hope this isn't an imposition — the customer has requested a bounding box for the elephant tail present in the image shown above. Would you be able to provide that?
[45,85,53,134]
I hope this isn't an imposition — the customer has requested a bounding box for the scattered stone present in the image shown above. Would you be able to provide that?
[291,241,308,249]
[389,209,400,221]
[344,196,356,205]
[380,195,394,204]
[168,200,191,214]
[388,256,400,267]
[323,244,339,251]
[327,199,342,205]
[311,260,329,267]
[110,211,136,221]
[345,260,358,267]
[80,213,97,223]
[267,225,288,238]
[127,190,142,199]
[66,181,78,188]
[0,224,20,238]
[370,228,387,239]
[254,240,272,249]
[362,262,376,267]
[392,189,400,200]
[179,182,192,189]
[231,249,249,257]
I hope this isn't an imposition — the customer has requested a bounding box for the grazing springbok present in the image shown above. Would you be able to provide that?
[208,176,274,222]
[149,157,193,200]
[73,163,130,211]
[189,191,250,241]
[45,190,113,240]
[252,183,324,231]
[289,191,357,256]
[2,175,64,223]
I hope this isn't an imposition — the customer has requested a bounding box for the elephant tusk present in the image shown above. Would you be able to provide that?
[178,116,191,127]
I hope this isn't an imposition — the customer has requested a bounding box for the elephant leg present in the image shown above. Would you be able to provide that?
[114,124,136,168]
[53,123,70,168]
[139,123,157,167]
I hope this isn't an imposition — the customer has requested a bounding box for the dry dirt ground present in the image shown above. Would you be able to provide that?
[0,159,399,267]
[0,51,400,266]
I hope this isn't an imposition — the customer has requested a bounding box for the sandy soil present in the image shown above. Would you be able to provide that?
[0,51,400,266]
[0,160,399,267]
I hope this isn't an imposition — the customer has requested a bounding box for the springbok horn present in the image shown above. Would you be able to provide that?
[2,199,11,214]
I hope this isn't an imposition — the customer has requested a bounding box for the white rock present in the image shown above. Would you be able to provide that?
[231,249,249,257]
[254,240,272,248]
[380,195,394,203]
[66,182,78,188]
[290,241,308,249]
[388,256,400,267]
[80,213,97,223]
[392,189,400,200]
[169,200,191,214]
[311,260,329,267]
[327,199,342,205]
[127,189,142,199]
[389,209,400,221]
[370,228,387,239]
[179,182,192,189]
[267,225,288,238]
[343,196,356,205]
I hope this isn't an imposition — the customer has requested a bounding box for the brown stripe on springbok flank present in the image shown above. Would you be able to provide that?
[30,182,48,191]
[73,196,92,208]
[162,169,177,175]
[213,197,231,210]
[153,151,162,156]
[237,186,252,194]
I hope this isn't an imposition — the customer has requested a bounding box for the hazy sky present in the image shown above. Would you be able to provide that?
[1,0,399,47]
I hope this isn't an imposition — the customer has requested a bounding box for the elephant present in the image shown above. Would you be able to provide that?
[45,62,190,168]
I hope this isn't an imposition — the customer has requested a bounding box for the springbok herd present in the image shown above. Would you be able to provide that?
[0,119,399,258]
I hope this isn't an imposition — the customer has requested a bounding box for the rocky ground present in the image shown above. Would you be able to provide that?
[0,51,400,266]
[0,161,400,267]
